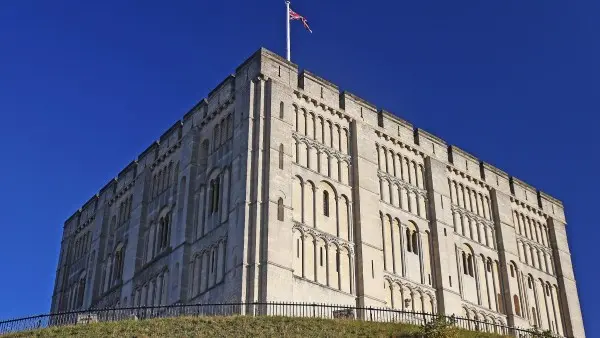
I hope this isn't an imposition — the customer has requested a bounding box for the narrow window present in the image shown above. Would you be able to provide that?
[209,181,215,213]
[444,228,447,236]
[211,251,215,273]
[277,198,284,221]
[279,101,284,118]
[406,229,412,253]
[371,260,374,278]
[411,232,418,255]
[510,265,515,277]
[279,144,284,169]
[462,252,468,275]
[528,278,532,289]
[467,254,474,276]
[214,179,220,212]
[513,295,521,316]
[320,247,323,266]
[336,251,340,272]
[449,275,452,287]
[323,191,330,217]
[296,239,300,257]
[487,261,492,272]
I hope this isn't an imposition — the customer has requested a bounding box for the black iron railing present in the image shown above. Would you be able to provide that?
[0,302,563,337]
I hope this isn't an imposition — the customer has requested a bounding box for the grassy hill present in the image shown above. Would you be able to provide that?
[4,315,510,338]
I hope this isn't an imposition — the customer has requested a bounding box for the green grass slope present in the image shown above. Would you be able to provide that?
[4,316,510,338]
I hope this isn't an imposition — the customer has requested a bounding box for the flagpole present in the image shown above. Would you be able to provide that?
[286,1,291,61]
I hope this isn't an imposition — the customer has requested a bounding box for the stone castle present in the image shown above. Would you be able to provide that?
[51,48,585,337]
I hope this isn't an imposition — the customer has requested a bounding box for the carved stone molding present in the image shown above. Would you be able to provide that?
[191,235,228,259]
[382,272,436,299]
[377,170,427,198]
[515,235,552,256]
[461,303,506,325]
[292,132,351,164]
[293,91,352,122]
[292,221,354,255]
[451,205,494,228]
[150,140,182,171]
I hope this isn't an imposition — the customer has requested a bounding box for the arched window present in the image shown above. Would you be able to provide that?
[462,252,468,274]
[209,179,220,214]
[323,191,330,217]
[514,295,521,316]
[510,264,515,277]
[214,179,220,213]
[279,101,284,118]
[214,124,220,149]
[113,246,124,282]
[528,277,533,289]
[411,231,418,255]
[279,144,284,169]
[467,254,474,277]
[406,228,412,253]
[277,198,284,221]
[199,140,209,169]
[211,250,216,273]
[319,247,323,266]
[76,278,86,308]
[159,214,170,250]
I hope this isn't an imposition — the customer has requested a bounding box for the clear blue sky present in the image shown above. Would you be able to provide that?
[0,0,597,334]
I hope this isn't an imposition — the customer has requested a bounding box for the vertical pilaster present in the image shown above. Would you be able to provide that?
[350,119,386,308]
[548,217,585,338]
[490,190,529,328]
[423,157,462,315]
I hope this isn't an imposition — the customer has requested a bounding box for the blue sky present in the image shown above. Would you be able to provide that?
[0,0,597,334]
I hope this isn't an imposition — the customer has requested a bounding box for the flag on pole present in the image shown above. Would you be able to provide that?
[289,8,312,33]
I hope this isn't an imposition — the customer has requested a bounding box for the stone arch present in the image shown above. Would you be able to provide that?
[292,227,304,277]
[384,278,394,307]
[303,233,317,281]
[292,175,303,222]
[339,194,351,240]
[382,214,393,272]
[304,111,314,139]
[423,230,433,286]
[299,107,308,135]
[340,246,352,293]
[317,180,338,235]
[325,120,333,148]
[317,116,325,144]
[316,236,328,284]
[304,180,316,228]
[293,104,299,131]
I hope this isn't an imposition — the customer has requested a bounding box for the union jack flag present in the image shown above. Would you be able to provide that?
[289,8,312,33]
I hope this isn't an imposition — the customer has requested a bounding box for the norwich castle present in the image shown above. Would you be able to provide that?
[51,48,585,337]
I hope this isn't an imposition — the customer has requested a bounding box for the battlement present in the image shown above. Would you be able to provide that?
[62,46,567,235]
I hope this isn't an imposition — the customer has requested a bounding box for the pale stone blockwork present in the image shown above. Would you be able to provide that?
[51,48,585,337]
